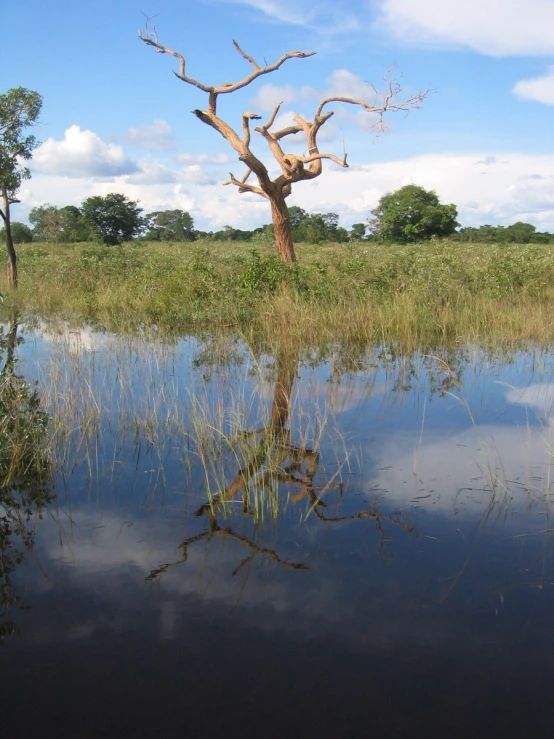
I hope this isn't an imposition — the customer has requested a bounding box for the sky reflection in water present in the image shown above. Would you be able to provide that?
[2,327,554,737]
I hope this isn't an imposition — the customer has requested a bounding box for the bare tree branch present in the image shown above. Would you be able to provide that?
[139,28,316,101]
[297,151,348,167]
[211,47,317,95]
[273,125,303,141]
[139,35,213,93]
[259,102,283,132]
[223,172,269,198]
[232,39,261,70]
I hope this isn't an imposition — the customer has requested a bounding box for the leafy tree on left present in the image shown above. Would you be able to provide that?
[0,88,42,289]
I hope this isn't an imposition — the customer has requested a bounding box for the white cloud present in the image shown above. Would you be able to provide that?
[326,69,377,101]
[319,70,382,132]
[176,153,230,165]
[255,71,379,113]
[368,416,554,516]
[126,161,179,185]
[218,0,360,32]
[33,125,139,178]
[374,0,554,56]
[285,152,554,230]
[19,150,554,232]
[123,119,175,150]
[249,83,298,112]
[512,66,554,105]
[180,164,220,187]
[217,0,316,25]
[251,70,384,134]
[507,383,554,421]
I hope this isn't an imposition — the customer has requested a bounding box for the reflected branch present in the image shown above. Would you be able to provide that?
[146,518,308,583]
[147,342,414,583]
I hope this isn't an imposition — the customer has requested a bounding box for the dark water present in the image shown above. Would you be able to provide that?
[2,327,554,738]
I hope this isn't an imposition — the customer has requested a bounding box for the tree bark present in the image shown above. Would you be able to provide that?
[1,189,18,289]
[270,194,296,263]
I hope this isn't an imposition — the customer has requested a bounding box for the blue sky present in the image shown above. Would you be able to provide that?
[3,0,554,230]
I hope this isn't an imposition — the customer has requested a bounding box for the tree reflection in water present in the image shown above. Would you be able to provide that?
[147,343,413,583]
[0,314,52,640]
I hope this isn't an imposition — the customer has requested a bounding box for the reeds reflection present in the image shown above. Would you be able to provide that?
[147,343,414,583]
[0,315,52,640]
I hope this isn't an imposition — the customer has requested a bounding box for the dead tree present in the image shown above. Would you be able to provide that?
[139,23,429,263]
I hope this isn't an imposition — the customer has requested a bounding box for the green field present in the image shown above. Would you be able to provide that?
[2,239,553,349]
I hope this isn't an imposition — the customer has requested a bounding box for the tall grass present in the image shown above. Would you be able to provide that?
[1,239,553,348]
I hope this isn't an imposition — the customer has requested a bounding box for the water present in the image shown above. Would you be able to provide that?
[2,325,554,738]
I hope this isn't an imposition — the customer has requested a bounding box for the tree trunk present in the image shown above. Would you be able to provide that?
[2,190,18,290]
[270,195,296,263]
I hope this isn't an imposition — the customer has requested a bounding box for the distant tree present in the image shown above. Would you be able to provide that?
[302,214,327,244]
[288,206,309,232]
[454,226,481,243]
[30,204,91,242]
[349,223,367,241]
[286,208,348,243]
[334,227,349,243]
[504,222,537,243]
[194,230,215,240]
[82,193,144,245]
[145,209,195,241]
[320,212,348,242]
[212,225,254,241]
[29,204,62,242]
[59,206,91,242]
[0,222,32,244]
[530,231,554,244]
[140,23,427,263]
[0,87,42,288]
[454,221,553,245]
[369,185,458,244]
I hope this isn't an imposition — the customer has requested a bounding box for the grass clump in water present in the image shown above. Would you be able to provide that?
[0,318,52,640]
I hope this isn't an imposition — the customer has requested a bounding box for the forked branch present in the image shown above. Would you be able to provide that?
[139,25,316,100]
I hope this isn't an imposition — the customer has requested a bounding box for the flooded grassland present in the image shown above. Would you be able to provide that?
[2,322,554,737]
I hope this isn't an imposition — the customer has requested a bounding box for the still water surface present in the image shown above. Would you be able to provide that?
[2,327,554,738]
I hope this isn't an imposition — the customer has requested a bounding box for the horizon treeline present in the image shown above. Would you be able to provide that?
[2,200,554,246]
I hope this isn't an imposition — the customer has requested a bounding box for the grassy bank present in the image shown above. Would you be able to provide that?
[2,239,554,348]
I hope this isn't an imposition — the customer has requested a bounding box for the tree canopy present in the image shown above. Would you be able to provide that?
[288,208,349,243]
[82,193,144,245]
[21,196,554,247]
[29,204,91,243]
[454,221,554,244]
[369,185,459,244]
[0,87,42,287]
[144,209,195,241]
